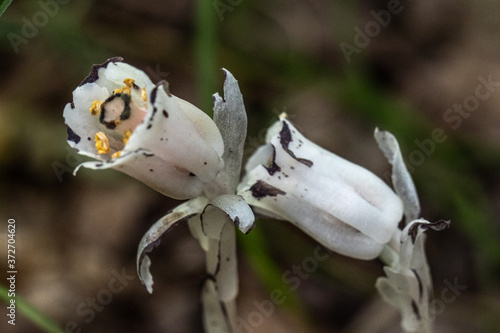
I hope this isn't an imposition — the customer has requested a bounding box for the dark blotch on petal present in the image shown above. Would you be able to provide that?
[411,300,421,321]
[162,110,169,118]
[150,86,159,106]
[70,102,75,109]
[412,269,423,301]
[279,121,313,168]
[119,94,132,121]
[250,180,286,199]
[408,219,451,243]
[265,145,281,176]
[79,57,124,87]
[67,126,81,144]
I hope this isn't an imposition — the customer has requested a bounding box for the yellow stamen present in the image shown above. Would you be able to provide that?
[122,86,131,95]
[123,129,132,145]
[123,78,135,87]
[141,87,147,102]
[90,100,103,116]
[111,151,121,159]
[113,88,123,94]
[95,132,111,154]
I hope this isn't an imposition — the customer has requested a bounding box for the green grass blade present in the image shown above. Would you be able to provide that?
[0,0,13,18]
[0,284,64,333]
[195,0,217,116]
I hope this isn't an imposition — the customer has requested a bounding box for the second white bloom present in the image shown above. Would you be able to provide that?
[237,115,404,260]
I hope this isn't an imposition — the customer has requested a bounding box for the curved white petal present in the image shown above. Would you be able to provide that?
[136,196,208,293]
[208,194,255,234]
[239,166,383,260]
[173,96,224,157]
[125,83,224,184]
[270,119,403,243]
[75,148,205,199]
[374,128,421,223]
[213,69,248,193]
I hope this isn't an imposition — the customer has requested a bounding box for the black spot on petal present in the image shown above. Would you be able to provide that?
[412,269,423,301]
[67,126,81,144]
[279,121,313,168]
[79,57,124,87]
[265,145,281,175]
[411,300,421,321]
[408,219,451,243]
[250,180,286,199]
[150,86,159,105]
[162,110,169,118]
[70,102,75,109]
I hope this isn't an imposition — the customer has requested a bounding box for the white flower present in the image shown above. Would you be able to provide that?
[63,57,224,199]
[237,115,404,260]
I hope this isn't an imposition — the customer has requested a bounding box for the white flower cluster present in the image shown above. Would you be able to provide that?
[64,58,448,333]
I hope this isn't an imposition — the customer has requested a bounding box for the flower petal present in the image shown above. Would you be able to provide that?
[375,128,421,223]
[75,148,206,199]
[213,69,248,193]
[239,166,384,259]
[63,83,110,158]
[238,118,403,254]
[173,96,224,157]
[208,194,255,234]
[376,219,450,332]
[125,83,224,185]
[136,196,209,293]
[269,119,403,243]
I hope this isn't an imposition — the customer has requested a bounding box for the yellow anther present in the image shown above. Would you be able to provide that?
[95,132,111,154]
[141,87,147,102]
[113,88,123,94]
[90,100,103,116]
[123,78,135,87]
[111,151,121,159]
[123,129,132,145]
[120,78,135,96]
[122,86,132,95]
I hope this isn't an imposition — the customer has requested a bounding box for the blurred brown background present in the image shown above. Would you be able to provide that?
[1,0,500,332]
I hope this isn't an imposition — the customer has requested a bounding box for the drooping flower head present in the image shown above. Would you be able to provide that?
[237,114,404,260]
[63,57,225,199]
